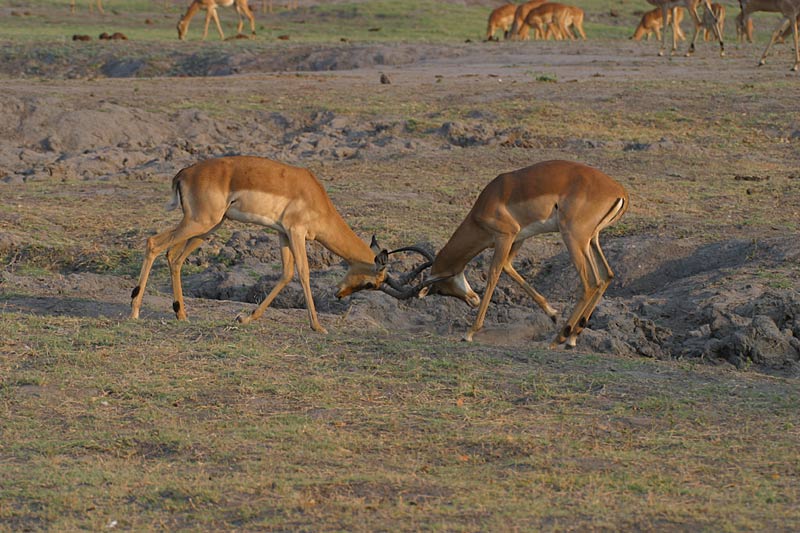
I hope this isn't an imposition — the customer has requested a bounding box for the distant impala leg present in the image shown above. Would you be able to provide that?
[760,17,798,69]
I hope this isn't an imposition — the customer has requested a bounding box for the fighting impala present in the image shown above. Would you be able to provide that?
[177,0,256,40]
[417,160,628,348]
[129,156,429,333]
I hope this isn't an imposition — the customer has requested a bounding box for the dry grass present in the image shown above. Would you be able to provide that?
[2,312,800,531]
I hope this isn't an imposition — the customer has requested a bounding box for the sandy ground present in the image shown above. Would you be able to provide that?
[1,37,800,375]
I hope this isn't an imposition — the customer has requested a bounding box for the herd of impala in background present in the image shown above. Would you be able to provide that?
[69,0,800,69]
[484,0,799,69]
[61,0,797,347]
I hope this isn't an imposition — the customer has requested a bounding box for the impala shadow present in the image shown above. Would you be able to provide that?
[0,295,151,320]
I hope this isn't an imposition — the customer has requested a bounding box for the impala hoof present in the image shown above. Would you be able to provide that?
[236,314,251,325]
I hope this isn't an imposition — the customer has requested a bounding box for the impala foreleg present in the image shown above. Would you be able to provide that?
[759,17,792,66]
[288,229,326,333]
[237,234,295,326]
[464,236,514,342]
[658,5,671,56]
[502,242,558,322]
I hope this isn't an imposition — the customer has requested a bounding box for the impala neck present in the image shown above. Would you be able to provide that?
[181,2,200,22]
[315,210,374,267]
[430,217,489,278]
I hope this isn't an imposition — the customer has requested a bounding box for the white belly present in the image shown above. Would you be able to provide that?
[515,211,559,242]
[224,191,293,234]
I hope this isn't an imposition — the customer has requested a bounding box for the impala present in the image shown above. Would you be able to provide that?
[177,0,256,40]
[70,0,103,13]
[557,4,587,40]
[631,7,685,42]
[646,0,724,56]
[417,160,628,348]
[486,3,517,40]
[520,3,571,40]
[510,0,547,39]
[130,156,399,333]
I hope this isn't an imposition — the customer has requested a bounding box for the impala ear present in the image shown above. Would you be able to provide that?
[374,249,389,270]
[370,235,381,254]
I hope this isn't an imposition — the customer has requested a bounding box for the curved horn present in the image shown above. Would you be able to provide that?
[387,244,435,263]
[378,243,435,299]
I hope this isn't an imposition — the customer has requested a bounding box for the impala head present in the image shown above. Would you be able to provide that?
[177,18,188,40]
[418,272,481,308]
[334,237,389,299]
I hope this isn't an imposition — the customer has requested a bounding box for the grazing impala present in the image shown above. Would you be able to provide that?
[70,0,103,13]
[486,3,517,40]
[130,156,394,333]
[510,0,547,39]
[631,7,685,41]
[520,2,568,40]
[557,4,587,39]
[177,0,256,40]
[418,160,628,348]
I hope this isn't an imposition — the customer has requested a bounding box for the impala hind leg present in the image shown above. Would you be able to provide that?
[564,236,614,345]
[550,238,602,348]
[131,220,216,320]
[502,241,558,322]
[237,2,257,35]
[167,228,219,320]
[237,234,295,325]
[465,235,515,342]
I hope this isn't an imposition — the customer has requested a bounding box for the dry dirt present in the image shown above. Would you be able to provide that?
[1,37,800,376]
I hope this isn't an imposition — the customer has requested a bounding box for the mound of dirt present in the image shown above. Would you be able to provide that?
[0,42,468,79]
[174,228,800,375]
